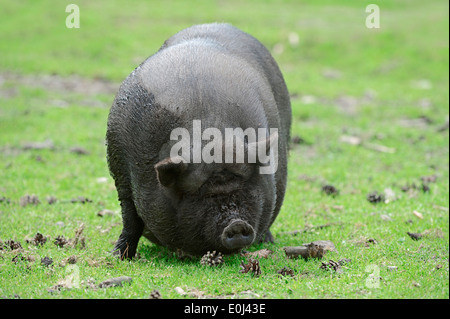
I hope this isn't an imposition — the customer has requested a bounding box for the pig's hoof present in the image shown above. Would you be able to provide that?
[112,240,137,260]
[262,230,274,243]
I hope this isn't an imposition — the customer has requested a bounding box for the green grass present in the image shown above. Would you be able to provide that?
[0,0,448,299]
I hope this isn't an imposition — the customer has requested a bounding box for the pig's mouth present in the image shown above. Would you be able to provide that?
[173,218,256,256]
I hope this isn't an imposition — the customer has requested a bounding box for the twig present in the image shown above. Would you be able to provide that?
[340,135,395,153]
[280,222,339,236]
[121,242,129,260]
[363,142,396,153]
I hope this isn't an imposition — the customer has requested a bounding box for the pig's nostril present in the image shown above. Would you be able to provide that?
[242,229,251,237]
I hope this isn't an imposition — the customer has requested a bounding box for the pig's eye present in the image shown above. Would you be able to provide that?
[211,169,241,183]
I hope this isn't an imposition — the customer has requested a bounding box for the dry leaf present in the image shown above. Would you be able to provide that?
[387,266,398,271]
[175,287,186,295]
[413,210,423,219]
[97,209,115,217]
[340,135,361,145]
[242,248,273,259]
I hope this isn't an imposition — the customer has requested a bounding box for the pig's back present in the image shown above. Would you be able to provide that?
[159,23,291,141]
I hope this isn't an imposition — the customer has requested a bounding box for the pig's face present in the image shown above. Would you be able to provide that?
[154,158,268,255]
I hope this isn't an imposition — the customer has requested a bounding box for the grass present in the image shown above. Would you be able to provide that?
[0,0,448,299]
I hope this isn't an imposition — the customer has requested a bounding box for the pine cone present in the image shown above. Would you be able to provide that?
[277,267,295,277]
[67,255,78,264]
[200,251,224,267]
[149,289,162,299]
[12,254,26,264]
[320,259,343,273]
[5,239,22,250]
[29,232,47,246]
[240,258,261,277]
[366,191,385,204]
[41,256,53,267]
[54,235,69,248]
[322,184,339,196]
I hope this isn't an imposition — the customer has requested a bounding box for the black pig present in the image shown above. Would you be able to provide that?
[106,23,291,258]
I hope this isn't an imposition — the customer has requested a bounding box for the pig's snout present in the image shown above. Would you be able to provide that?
[221,219,255,250]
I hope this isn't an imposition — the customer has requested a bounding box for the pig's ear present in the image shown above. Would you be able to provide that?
[154,156,187,187]
[262,131,278,150]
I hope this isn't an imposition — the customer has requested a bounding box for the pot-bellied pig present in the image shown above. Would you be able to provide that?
[106,23,291,258]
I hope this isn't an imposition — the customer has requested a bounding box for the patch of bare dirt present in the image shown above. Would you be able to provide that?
[0,72,119,97]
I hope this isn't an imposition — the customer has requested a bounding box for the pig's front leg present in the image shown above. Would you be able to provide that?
[258,229,274,244]
[113,198,144,259]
